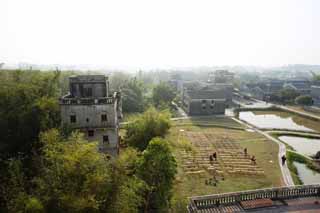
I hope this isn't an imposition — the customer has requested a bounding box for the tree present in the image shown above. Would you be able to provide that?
[295,95,313,106]
[278,88,300,104]
[107,148,146,213]
[137,138,177,212]
[152,82,176,107]
[33,129,113,212]
[0,70,61,157]
[125,107,171,151]
[122,78,145,113]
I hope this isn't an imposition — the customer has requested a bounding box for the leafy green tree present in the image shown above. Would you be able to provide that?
[107,148,146,213]
[125,107,171,151]
[122,78,145,113]
[0,70,61,157]
[295,95,313,106]
[152,82,176,107]
[34,129,113,212]
[278,88,300,104]
[137,138,177,212]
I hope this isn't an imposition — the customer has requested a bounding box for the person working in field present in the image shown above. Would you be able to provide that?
[251,155,256,165]
[213,152,217,161]
[244,148,247,157]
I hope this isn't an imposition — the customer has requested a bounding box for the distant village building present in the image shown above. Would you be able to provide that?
[311,85,320,106]
[283,79,311,95]
[208,70,234,84]
[183,88,227,115]
[182,70,234,116]
[245,79,311,101]
[60,75,122,156]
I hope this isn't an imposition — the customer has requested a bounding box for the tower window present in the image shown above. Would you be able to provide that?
[70,115,76,123]
[88,130,94,137]
[103,135,109,144]
[101,114,107,122]
[202,100,206,103]
[83,87,93,97]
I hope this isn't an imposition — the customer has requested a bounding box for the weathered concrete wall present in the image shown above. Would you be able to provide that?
[79,128,119,154]
[189,99,226,115]
[61,104,117,128]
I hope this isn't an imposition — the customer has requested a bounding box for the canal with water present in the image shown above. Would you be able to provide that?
[293,162,320,184]
[279,136,320,156]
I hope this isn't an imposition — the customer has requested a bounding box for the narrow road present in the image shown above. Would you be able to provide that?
[232,117,295,186]
[278,105,320,121]
[172,101,188,117]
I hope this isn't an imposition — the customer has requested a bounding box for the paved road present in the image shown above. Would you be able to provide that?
[232,117,295,186]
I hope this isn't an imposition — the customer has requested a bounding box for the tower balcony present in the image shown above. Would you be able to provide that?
[59,95,115,105]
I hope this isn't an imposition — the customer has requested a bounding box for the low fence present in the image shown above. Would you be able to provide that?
[188,184,320,212]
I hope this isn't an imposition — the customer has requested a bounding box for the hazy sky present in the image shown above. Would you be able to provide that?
[1,0,319,68]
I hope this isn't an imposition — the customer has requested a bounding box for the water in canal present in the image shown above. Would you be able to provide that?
[239,111,313,131]
[293,161,320,185]
[279,136,320,156]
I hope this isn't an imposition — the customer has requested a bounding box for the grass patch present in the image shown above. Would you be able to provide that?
[173,116,244,130]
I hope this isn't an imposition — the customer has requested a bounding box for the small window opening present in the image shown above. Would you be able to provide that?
[103,135,109,144]
[88,130,94,137]
[70,115,76,123]
[101,114,107,122]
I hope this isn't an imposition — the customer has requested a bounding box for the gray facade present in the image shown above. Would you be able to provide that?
[183,89,227,115]
[60,75,122,156]
[311,85,320,106]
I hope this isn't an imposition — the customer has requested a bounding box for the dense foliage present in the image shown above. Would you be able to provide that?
[137,138,177,212]
[295,95,313,106]
[124,107,171,151]
[122,78,145,113]
[152,82,176,107]
[0,70,62,157]
[268,88,300,104]
[110,72,147,113]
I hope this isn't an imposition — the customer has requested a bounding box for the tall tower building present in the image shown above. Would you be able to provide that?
[60,75,122,156]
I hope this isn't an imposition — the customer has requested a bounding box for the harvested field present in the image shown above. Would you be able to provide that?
[168,123,282,211]
[180,131,264,176]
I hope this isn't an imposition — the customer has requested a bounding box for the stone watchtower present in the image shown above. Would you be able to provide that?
[59,75,122,156]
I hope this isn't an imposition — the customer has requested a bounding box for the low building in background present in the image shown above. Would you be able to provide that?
[60,75,122,156]
[311,85,320,106]
[181,70,234,116]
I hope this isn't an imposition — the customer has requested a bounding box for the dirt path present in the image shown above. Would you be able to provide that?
[231,117,295,186]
